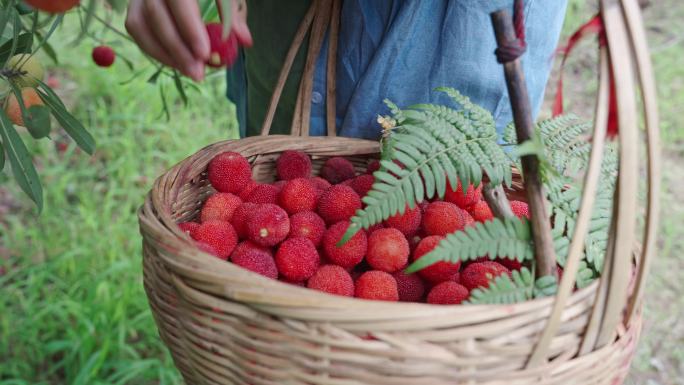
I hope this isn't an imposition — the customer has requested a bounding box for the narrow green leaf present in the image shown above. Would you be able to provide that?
[6,12,21,60]
[0,8,13,44]
[105,0,127,12]
[8,82,50,138]
[73,0,97,44]
[158,83,170,121]
[220,0,232,38]
[14,2,33,15]
[36,85,95,154]
[34,32,58,63]
[147,67,163,84]
[118,54,134,71]
[173,70,188,106]
[0,137,5,171]
[23,105,50,138]
[200,0,220,21]
[0,109,42,210]
[0,31,31,65]
[30,14,62,56]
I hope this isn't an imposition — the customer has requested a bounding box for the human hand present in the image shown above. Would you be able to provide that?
[126,0,252,81]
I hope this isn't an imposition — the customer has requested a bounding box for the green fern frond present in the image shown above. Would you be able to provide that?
[436,87,496,131]
[341,96,512,243]
[404,218,533,274]
[503,121,517,145]
[534,274,559,298]
[576,261,597,289]
[466,268,535,304]
[383,99,405,124]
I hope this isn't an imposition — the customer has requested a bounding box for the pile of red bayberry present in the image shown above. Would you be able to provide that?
[178,150,532,304]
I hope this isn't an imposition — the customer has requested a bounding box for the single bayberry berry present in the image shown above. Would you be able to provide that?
[92,46,116,67]
[25,0,79,13]
[205,23,239,68]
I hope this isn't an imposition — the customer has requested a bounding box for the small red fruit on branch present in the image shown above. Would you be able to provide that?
[92,46,116,67]
[25,0,79,13]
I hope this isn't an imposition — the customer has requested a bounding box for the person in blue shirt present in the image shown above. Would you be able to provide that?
[125,0,567,138]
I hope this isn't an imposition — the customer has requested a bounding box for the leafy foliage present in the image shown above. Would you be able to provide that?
[341,87,512,242]
[505,114,617,279]
[467,268,534,304]
[0,0,225,209]
[345,94,617,304]
[465,267,559,305]
[405,217,533,273]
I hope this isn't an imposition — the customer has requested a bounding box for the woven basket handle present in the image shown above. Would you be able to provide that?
[259,0,341,137]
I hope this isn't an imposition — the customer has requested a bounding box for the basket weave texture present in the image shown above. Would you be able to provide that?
[138,0,660,383]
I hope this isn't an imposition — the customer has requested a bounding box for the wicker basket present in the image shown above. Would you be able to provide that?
[138,0,660,383]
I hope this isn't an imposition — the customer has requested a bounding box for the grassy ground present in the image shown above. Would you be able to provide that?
[1,2,682,384]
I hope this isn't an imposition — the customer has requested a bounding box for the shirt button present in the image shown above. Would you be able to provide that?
[312,91,323,104]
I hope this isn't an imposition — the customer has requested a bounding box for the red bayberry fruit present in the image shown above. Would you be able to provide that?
[278,178,318,214]
[510,200,530,219]
[289,211,326,247]
[190,220,238,259]
[322,221,367,269]
[276,150,312,180]
[422,201,474,236]
[384,204,422,237]
[230,241,277,279]
[392,271,426,302]
[412,235,461,284]
[469,200,494,223]
[497,257,523,271]
[92,45,115,67]
[246,204,290,247]
[309,177,332,191]
[205,23,239,68]
[231,202,258,239]
[460,261,511,291]
[320,157,356,184]
[317,185,361,225]
[444,181,482,209]
[427,281,469,305]
[355,271,399,301]
[238,180,257,201]
[348,174,375,198]
[231,240,272,259]
[366,228,409,273]
[245,184,279,204]
[275,237,320,282]
[307,265,354,297]
[25,0,79,13]
[200,192,242,223]
[366,159,381,175]
[207,151,252,194]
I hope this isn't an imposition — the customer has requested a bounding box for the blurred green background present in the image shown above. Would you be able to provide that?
[1,1,682,384]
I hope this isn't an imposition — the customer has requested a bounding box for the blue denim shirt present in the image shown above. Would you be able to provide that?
[228,0,567,139]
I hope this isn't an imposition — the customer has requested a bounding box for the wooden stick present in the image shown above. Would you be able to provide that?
[490,10,557,279]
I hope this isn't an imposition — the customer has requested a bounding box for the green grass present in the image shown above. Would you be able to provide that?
[1,3,683,384]
[0,19,236,384]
